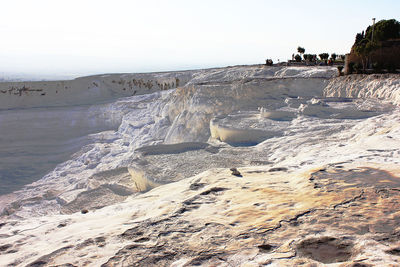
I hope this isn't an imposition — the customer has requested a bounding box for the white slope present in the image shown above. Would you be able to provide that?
[0,66,399,266]
[0,71,194,110]
[1,66,399,218]
[325,74,400,105]
[1,66,339,217]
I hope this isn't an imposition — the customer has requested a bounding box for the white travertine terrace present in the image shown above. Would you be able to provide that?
[0,66,400,266]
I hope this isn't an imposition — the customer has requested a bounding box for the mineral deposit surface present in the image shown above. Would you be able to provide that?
[0,66,399,266]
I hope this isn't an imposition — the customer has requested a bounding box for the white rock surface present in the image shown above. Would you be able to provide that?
[325,73,400,105]
[0,65,400,266]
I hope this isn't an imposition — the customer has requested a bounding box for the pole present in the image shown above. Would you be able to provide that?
[369,18,376,69]
[372,18,376,42]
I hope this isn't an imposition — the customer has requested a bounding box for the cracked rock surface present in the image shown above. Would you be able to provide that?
[1,164,400,266]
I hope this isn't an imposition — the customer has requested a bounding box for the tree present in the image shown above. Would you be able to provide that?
[364,19,400,42]
[297,46,305,59]
[330,53,337,61]
[351,19,400,72]
[294,54,302,62]
[352,19,400,54]
[353,39,378,71]
[312,54,317,61]
[304,54,317,63]
[319,53,329,61]
[355,32,364,45]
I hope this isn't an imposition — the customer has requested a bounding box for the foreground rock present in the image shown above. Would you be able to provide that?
[1,163,400,266]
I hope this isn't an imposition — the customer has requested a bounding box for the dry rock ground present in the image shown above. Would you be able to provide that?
[2,163,398,266]
[101,164,400,266]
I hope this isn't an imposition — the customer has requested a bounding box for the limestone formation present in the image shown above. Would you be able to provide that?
[0,66,399,266]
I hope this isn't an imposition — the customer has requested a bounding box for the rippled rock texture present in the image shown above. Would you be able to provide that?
[2,164,400,266]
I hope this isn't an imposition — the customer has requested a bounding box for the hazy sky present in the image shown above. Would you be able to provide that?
[0,0,399,76]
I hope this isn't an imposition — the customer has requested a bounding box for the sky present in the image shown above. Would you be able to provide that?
[0,0,399,77]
